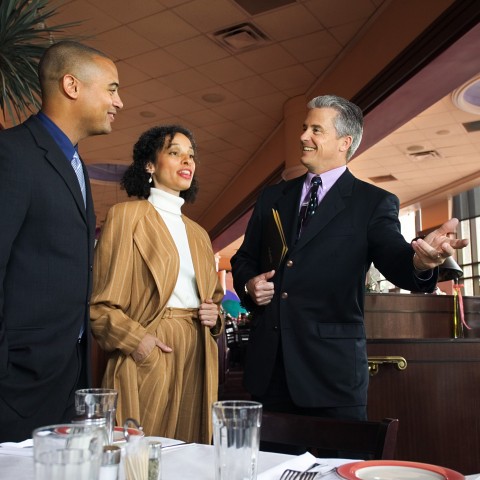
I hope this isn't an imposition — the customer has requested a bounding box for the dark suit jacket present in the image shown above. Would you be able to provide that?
[231,169,436,408]
[0,116,95,431]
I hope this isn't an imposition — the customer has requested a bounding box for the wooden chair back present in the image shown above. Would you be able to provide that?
[260,412,399,460]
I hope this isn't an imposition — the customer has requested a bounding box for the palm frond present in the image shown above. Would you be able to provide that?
[0,0,82,125]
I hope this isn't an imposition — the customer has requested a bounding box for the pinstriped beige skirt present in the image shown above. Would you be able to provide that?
[134,307,216,443]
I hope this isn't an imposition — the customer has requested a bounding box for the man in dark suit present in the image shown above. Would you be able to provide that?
[0,41,123,441]
[231,95,468,423]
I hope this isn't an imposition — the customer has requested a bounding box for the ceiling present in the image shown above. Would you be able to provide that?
[2,0,480,263]
[351,88,480,212]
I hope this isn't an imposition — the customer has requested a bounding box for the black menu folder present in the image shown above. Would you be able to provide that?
[262,208,288,271]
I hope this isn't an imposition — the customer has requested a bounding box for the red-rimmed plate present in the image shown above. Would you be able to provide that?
[112,426,144,443]
[337,460,464,480]
[54,426,72,436]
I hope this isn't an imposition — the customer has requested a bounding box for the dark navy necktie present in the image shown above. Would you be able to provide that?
[297,175,322,239]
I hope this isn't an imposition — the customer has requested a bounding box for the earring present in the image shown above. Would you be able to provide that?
[148,173,153,184]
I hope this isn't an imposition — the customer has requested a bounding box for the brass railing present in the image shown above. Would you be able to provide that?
[368,356,407,376]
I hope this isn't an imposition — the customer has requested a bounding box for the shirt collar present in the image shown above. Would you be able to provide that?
[36,111,77,161]
[300,165,347,209]
[309,165,346,191]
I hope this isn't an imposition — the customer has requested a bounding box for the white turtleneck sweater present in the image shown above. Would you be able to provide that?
[148,188,200,308]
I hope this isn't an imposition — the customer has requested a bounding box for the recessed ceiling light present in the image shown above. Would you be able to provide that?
[140,111,156,118]
[202,93,225,103]
[406,145,425,152]
[436,129,450,135]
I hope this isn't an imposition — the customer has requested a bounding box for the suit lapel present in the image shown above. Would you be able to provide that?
[275,176,305,248]
[134,204,179,300]
[25,116,87,222]
[83,164,96,232]
[294,169,355,250]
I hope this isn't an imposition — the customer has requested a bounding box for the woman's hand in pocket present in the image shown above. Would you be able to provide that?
[131,333,172,363]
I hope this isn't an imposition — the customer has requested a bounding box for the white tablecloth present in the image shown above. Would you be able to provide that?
[0,438,293,480]
[0,439,478,480]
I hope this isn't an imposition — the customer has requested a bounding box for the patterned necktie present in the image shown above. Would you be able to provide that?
[71,151,86,207]
[297,175,322,238]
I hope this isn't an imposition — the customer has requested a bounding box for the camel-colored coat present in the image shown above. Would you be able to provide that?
[90,200,224,443]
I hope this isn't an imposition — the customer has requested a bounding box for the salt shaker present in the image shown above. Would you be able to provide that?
[148,441,162,480]
[100,445,121,480]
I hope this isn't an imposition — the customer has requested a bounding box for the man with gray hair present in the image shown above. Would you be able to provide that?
[0,41,123,440]
[232,94,467,432]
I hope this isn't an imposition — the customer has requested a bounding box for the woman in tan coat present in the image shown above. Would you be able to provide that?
[90,125,224,443]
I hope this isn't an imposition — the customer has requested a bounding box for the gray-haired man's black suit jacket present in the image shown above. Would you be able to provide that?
[231,169,436,410]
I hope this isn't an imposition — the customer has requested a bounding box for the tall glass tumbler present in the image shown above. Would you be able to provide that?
[212,400,262,480]
[33,423,104,480]
[75,388,118,445]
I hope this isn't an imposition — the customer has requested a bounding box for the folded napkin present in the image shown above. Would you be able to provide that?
[257,452,357,480]
[146,436,185,448]
[0,439,33,457]
[257,452,318,480]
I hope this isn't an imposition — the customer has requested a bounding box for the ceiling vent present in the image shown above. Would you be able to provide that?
[369,174,398,183]
[462,120,480,133]
[211,23,270,53]
[407,150,442,161]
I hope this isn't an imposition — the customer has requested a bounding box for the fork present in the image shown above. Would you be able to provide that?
[279,470,318,480]
[279,464,336,480]
[280,469,336,480]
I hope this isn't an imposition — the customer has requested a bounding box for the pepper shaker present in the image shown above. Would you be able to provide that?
[148,441,162,480]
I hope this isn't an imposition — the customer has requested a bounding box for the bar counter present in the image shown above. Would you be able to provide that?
[364,293,480,474]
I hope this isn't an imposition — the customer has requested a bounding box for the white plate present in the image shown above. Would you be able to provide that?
[337,460,464,480]
[356,465,444,479]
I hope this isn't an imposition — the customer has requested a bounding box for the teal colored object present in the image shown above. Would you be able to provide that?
[221,299,247,318]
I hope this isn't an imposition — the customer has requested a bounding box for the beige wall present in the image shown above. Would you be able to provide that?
[422,200,451,231]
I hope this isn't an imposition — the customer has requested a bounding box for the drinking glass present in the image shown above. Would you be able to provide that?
[75,388,118,444]
[212,400,262,480]
[33,423,104,480]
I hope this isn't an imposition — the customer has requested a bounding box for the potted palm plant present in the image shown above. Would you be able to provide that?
[0,0,80,127]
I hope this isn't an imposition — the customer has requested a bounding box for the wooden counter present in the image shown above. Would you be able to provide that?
[365,293,480,339]
[365,294,480,474]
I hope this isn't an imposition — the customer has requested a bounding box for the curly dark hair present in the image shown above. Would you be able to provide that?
[121,125,199,202]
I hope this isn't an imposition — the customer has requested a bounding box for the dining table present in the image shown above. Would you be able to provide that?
[0,436,478,480]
